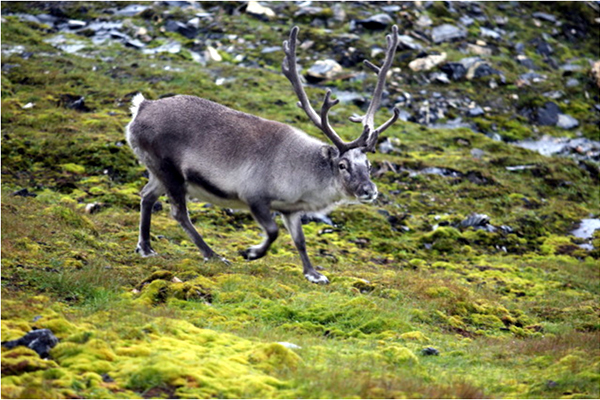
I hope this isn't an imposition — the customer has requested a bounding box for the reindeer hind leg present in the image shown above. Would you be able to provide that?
[136,173,164,257]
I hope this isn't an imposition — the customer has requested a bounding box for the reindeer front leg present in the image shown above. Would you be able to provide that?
[282,212,330,284]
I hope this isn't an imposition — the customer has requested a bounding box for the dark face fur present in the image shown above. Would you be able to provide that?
[335,148,378,203]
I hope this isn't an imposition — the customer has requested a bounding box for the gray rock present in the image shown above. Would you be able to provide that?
[277,341,302,350]
[244,1,275,20]
[543,90,564,99]
[471,148,485,159]
[431,72,450,84]
[461,213,496,232]
[2,329,59,358]
[532,12,557,23]
[381,5,401,13]
[519,72,547,84]
[408,52,447,72]
[378,138,397,154]
[164,20,197,39]
[306,59,343,82]
[459,15,474,26]
[556,114,579,130]
[560,63,584,72]
[566,78,580,88]
[431,24,467,43]
[68,20,87,29]
[458,56,483,70]
[115,4,149,17]
[11,188,37,197]
[415,14,433,28]
[421,347,440,356]
[125,39,145,49]
[440,63,467,81]
[142,41,181,55]
[571,219,600,240]
[536,102,561,126]
[514,135,600,162]
[330,4,346,24]
[480,27,501,40]
[35,14,60,25]
[467,106,485,117]
[260,46,281,54]
[357,13,394,30]
[397,35,422,51]
[294,6,324,18]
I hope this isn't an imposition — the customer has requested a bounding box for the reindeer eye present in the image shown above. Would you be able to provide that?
[339,162,347,170]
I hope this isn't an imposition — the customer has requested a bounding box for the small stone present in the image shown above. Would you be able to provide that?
[59,94,90,112]
[408,52,447,72]
[467,106,484,117]
[440,63,466,81]
[164,20,197,39]
[534,39,553,56]
[495,16,508,25]
[85,203,102,214]
[461,213,492,230]
[565,78,580,88]
[125,39,145,49]
[378,138,398,154]
[171,277,183,283]
[556,114,579,130]
[356,13,394,30]
[431,24,467,43]
[430,72,450,84]
[261,46,281,54]
[115,4,149,17]
[68,20,87,29]
[466,43,492,57]
[459,15,474,26]
[532,12,557,23]
[206,46,222,62]
[471,148,485,159]
[277,342,302,350]
[22,102,35,109]
[1,329,59,358]
[415,14,433,28]
[537,102,561,126]
[480,27,501,40]
[397,35,422,51]
[11,188,36,197]
[306,59,343,82]
[421,347,440,356]
[245,1,275,20]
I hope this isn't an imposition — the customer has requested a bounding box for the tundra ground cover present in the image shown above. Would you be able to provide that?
[2,2,599,398]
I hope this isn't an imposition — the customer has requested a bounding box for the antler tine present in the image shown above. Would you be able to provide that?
[282,26,349,152]
[351,25,400,152]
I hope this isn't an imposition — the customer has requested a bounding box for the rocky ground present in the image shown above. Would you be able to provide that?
[1,1,599,399]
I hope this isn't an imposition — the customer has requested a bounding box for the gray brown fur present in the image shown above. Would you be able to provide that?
[125,26,398,284]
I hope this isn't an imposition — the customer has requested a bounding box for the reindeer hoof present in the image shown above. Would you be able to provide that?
[136,245,157,257]
[304,271,330,285]
[204,255,231,266]
[239,247,263,261]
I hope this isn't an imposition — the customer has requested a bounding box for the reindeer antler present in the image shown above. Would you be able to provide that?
[349,25,400,152]
[282,26,399,154]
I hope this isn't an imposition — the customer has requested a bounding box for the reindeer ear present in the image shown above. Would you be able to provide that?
[321,145,339,160]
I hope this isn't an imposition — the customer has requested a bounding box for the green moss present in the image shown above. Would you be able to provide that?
[1,2,599,398]
[382,346,419,366]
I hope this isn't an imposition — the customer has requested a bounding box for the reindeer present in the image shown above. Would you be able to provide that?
[126,25,399,284]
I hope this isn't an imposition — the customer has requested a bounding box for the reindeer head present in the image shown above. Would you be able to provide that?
[282,25,399,203]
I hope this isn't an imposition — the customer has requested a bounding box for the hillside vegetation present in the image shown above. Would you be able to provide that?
[1,1,599,398]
